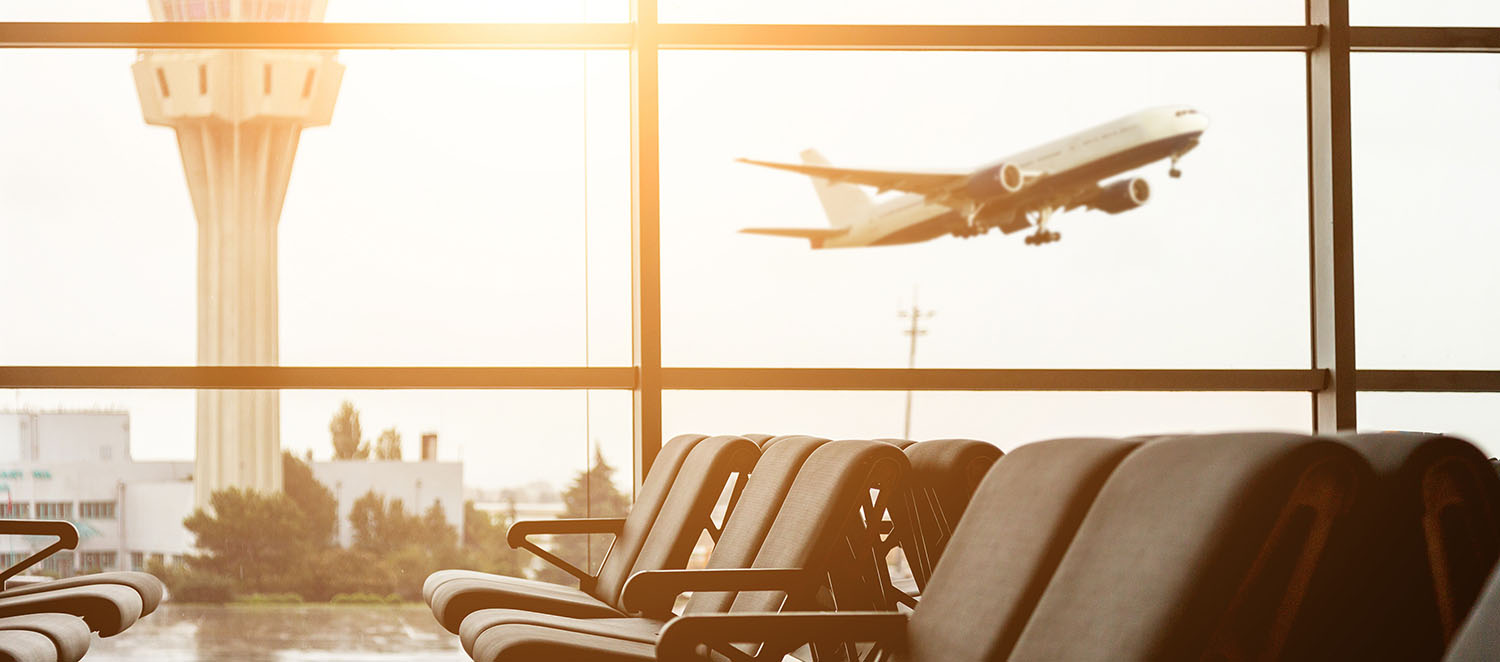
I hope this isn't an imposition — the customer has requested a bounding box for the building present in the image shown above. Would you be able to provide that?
[0,410,195,574]
[313,459,464,548]
[0,410,464,573]
[131,0,344,508]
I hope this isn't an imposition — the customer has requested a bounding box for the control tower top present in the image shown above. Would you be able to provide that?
[148,0,328,22]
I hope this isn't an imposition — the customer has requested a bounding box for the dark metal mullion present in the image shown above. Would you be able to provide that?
[662,368,1326,392]
[631,0,664,493]
[1307,0,1357,431]
[1357,371,1500,393]
[0,21,632,49]
[0,366,637,390]
[1350,26,1500,53]
[654,24,1319,51]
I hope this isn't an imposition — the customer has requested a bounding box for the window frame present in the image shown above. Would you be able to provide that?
[1,5,1497,489]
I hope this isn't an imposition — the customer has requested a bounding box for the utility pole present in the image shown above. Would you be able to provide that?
[898,293,935,439]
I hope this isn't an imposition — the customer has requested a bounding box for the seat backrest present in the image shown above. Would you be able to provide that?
[684,436,830,613]
[1005,433,1371,662]
[901,439,1003,588]
[1325,432,1500,661]
[742,433,775,446]
[903,437,1140,662]
[586,433,705,601]
[1444,565,1500,662]
[687,439,910,615]
[595,435,760,608]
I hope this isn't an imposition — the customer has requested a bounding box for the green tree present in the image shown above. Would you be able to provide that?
[182,489,317,594]
[461,499,527,579]
[329,401,370,460]
[375,427,402,460]
[533,448,631,585]
[282,451,337,547]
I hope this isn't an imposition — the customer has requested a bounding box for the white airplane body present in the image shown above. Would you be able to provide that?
[740,105,1209,247]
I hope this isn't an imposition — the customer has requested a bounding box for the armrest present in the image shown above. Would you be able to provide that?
[505,518,626,548]
[505,518,627,589]
[0,520,79,585]
[621,568,822,618]
[656,612,910,662]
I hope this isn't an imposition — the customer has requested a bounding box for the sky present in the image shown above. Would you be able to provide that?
[0,2,1497,491]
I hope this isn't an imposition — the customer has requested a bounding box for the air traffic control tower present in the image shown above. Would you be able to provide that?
[133,0,343,507]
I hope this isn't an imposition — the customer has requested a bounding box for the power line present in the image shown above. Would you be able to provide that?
[898,291,935,439]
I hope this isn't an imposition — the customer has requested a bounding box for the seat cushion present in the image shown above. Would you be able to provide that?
[460,610,664,655]
[1446,567,1500,662]
[429,573,623,633]
[0,572,163,617]
[0,584,143,638]
[471,624,657,662]
[0,615,89,662]
[0,629,60,662]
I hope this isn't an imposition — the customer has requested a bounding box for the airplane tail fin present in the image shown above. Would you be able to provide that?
[800,149,873,229]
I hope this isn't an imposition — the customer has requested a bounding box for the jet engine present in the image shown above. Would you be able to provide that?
[1089,177,1151,214]
[964,162,1025,200]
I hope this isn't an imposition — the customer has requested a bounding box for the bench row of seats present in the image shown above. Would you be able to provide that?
[426,431,1500,661]
[0,524,166,662]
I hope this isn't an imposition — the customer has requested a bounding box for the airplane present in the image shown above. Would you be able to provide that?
[738,105,1209,247]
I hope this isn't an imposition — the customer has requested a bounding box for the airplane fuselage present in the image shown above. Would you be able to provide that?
[815,106,1208,248]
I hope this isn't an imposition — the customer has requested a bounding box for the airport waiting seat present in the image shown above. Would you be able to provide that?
[657,433,1370,662]
[427,434,758,633]
[1444,565,1500,662]
[0,630,65,662]
[0,615,90,662]
[0,521,153,638]
[1321,433,1500,661]
[455,435,832,654]
[463,439,909,662]
[740,434,775,446]
[898,438,1002,594]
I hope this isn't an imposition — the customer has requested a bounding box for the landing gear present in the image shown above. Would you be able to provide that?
[1023,206,1060,246]
[1168,153,1184,179]
[1024,230,1060,245]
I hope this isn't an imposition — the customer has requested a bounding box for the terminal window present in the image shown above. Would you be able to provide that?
[79,501,116,520]
[35,502,71,519]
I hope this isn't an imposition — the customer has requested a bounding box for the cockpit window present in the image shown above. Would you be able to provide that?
[1175,109,1198,117]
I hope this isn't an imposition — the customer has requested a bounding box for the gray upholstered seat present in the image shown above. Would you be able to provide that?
[658,433,1373,662]
[1004,433,1370,661]
[0,615,90,662]
[1320,432,1500,661]
[898,438,1002,591]
[457,435,831,654]
[465,439,907,662]
[1445,566,1500,662]
[0,573,164,617]
[427,434,759,633]
[0,584,143,638]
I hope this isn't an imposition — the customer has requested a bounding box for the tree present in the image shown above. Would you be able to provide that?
[182,488,318,594]
[462,499,527,579]
[329,401,370,460]
[282,451,337,548]
[533,448,631,584]
[375,427,402,460]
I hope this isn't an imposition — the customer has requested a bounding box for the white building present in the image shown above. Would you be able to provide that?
[313,459,464,548]
[0,410,465,574]
[0,410,195,574]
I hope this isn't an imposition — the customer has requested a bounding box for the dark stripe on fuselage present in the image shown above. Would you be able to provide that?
[864,131,1202,246]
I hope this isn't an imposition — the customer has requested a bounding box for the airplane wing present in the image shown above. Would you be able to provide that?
[737,158,970,198]
[739,227,850,240]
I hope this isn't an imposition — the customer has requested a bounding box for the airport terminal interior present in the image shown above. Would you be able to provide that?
[1,1,1499,660]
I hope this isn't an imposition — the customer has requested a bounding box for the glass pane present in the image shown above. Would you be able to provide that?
[0,387,630,657]
[665,390,1311,448]
[0,0,627,23]
[1358,392,1500,458]
[0,49,630,367]
[661,0,1299,25]
[1352,0,1500,27]
[661,52,1309,368]
[1353,54,1500,369]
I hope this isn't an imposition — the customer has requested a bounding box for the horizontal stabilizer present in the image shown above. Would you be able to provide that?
[740,227,850,240]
